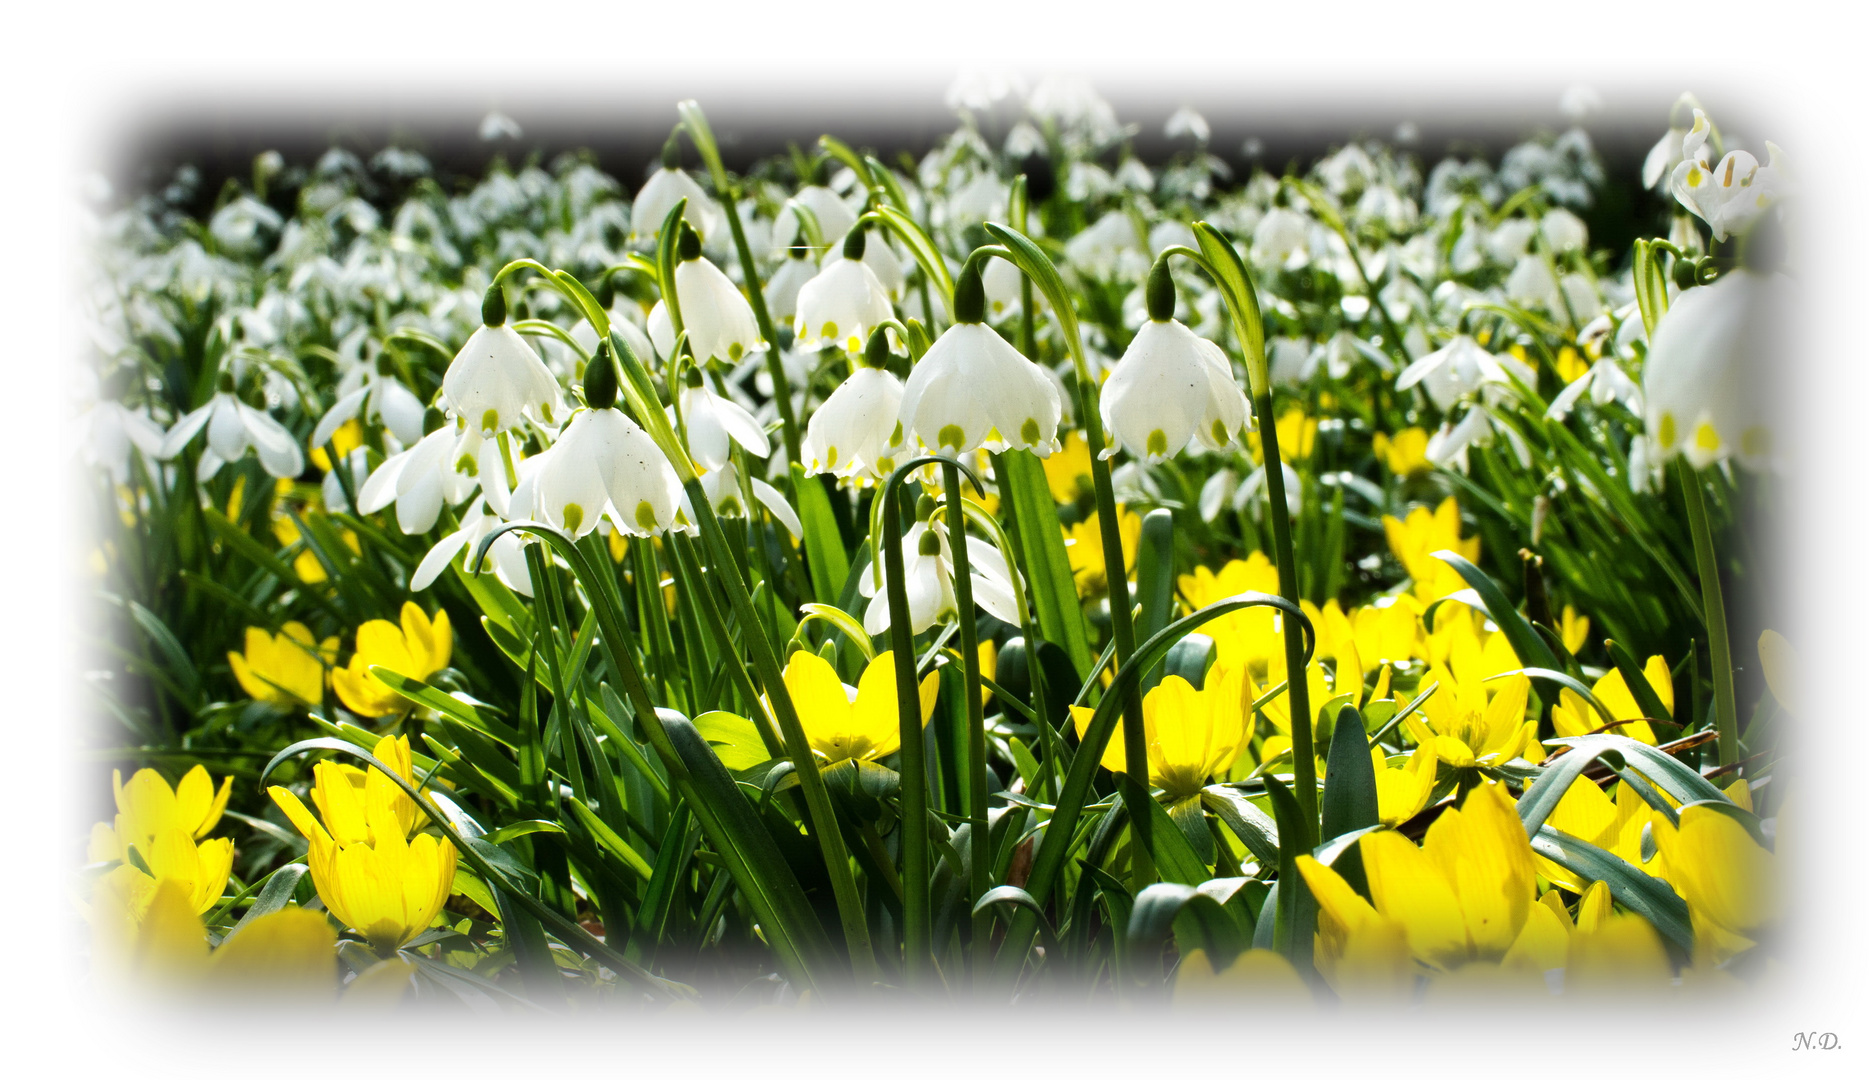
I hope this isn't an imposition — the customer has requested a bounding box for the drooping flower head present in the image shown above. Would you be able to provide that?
[1099,259,1249,463]
[440,284,565,437]
[898,262,1061,458]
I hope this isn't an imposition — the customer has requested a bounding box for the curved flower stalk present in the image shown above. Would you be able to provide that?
[158,375,304,480]
[899,264,1061,457]
[331,602,453,717]
[1099,259,1250,464]
[769,650,937,765]
[228,622,337,709]
[269,734,457,956]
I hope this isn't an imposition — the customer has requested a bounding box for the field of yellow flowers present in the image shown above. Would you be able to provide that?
[74,78,1789,1011]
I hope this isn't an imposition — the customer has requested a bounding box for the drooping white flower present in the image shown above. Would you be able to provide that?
[441,301,565,437]
[678,376,770,471]
[158,378,304,479]
[793,227,894,354]
[1546,357,1643,422]
[823,230,906,300]
[313,356,426,449]
[1099,266,1249,463]
[80,400,167,484]
[898,267,1061,458]
[803,340,909,482]
[698,459,802,539]
[765,247,818,325]
[1065,212,1147,279]
[358,422,488,534]
[860,519,1021,635]
[1251,207,1310,269]
[510,408,684,539]
[411,494,533,596]
[1395,335,1523,411]
[785,185,857,249]
[629,164,720,249]
[670,225,767,366]
[1643,95,1701,191]
[1643,269,1783,471]
[982,255,1027,320]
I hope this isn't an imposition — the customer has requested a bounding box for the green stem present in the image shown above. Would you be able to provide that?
[942,462,991,980]
[879,468,930,984]
[1252,395,1318,838]
[1677,457,1739,767]
[682,481,877,983]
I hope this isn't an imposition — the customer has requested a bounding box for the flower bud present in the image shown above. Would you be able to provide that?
[678,221,702,261]
[661,132,681,171]
[842,222,868,261]
[1145,257,1176,322]
[953,263,987,325]
[584,340,618,410]
[482,282,507,327]
[915,494,937,522]
[863,325,892,369]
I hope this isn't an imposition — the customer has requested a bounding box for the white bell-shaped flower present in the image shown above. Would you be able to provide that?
[860,518,1022,635]
[158,376,304,479]
[1672,138,1785,243]
[803,332,909,482]
[441,290,565,437]
[629,157,721,249]
[508,347,685,538]
[1642,94,1701,190]
[1252,207,1310,269]
[81,400,166,484]
[898,265,1061,458]
[358,420,488,534]
[411,494,533,596]
[1395,334,1519,411]
[764,246,818,325]
[670,223,767,366]
[1098,264,1249,464]
[313,354,426,449]
[1546,357,1643,422]
[787,185,858,249]
[793,226,894,354]
[1644,268,1782,471]
[698,459,802,539]
[678,373,770,471]
[982,255,1026,320]
[824,229,907,300]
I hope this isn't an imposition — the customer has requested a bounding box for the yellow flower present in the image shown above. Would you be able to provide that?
[1302,782,1541,973]
[94,829,235,919]
[272,514,362,584]
[1403,663,1535,769]
[269,734,457,955]
[1249,407,1317,463]
[1559,604,1590,655]
[1653,802,1774,963]
[1042,430,1095,504]
[1551,654,1672,745]
[309,417,364,471]
[1382,497,1479,603]
[1372,745,1439,827]
[1173,948,1308,1002]
[1532,775,1660,892]
[1757,629,1794,713]
[229,621,338,708]
[1553,345,1592,385]
[1179,552,1282,675]
[331,603,454,718]
[89,875,338,991]
[1315,597,1423,673]
[1071,667,1251,799]
[1372,427,1432,478]
[1063,504,1141,597]
[92,766,233,862]
[773,650,938,765]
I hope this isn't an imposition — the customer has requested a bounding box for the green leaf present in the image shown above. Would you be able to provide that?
[1546,733,1729,808]
[1604,638,1674,725]
[1135,509,1177,643]
[1200,786,1281,869]
[220,863,310,942]
[999,449,1093,675]
[1261,774,1316,970]
[1128,882,1248,983]
[791,465,850,605]
[371,668,520,746]
[1529,824,1693,952]
[1431,550,1562,671]
[1163,634,1216,689]
[693,710,775,772]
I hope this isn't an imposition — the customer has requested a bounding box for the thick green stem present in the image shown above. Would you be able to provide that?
[879,472,930,983]
[1677,458,1739,767]
[942,462,991,979]
[682,483,876,982]
[1253,390,1318,839]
